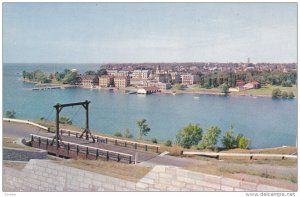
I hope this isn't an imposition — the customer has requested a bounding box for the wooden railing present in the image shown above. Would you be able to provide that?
[30,134,133,163]
[60,128,160,153]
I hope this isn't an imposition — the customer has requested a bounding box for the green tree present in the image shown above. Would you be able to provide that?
[281,91,288,99]
[199,126,221,149]
[123,128,133,138]
[238,136,250,149]
[272,88,281,98]
[176,124,203,149]
[288,91,295,99]
[136,119,151,139]
[151,138,158,143]
[63,72,78,84]
[85,70,96,75]
[221,126,237,149]
[59,117,72,125]
[5,110,16,119]
[96,68,108,76]
[219,83,229,94]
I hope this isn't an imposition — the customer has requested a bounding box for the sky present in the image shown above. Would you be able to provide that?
[3,3,297,63]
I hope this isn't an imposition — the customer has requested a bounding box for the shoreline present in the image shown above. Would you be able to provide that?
[21,78,291,98]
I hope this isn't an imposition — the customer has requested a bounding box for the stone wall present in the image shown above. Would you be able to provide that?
[3,159,290,192]
[3,147,48,161]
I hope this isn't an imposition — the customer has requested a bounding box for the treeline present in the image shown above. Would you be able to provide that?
[176,124,250,150]
[22,70,52,83]
[198,71,297,88]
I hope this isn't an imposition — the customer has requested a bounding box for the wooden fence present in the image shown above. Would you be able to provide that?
[30,134,133,163]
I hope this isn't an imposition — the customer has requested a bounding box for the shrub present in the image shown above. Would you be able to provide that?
[113,131,123,137]
[5,110,16,119]
[164,140,172,147]
[288,91,295,99]
[59,117,72,125]
[123,128,133,138]
[281,91,288,99]
[238,136,250,149]
[151,138,158,144]
[272,88,281,98]
[176,123,203,149]
[199,126,221,149]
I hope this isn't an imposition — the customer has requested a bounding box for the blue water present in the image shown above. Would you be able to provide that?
[3,63,298,148]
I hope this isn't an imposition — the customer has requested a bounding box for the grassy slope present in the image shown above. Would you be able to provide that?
[233,85,297,97]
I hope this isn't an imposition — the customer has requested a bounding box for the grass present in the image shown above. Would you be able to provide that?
[3,137,35,150]
[221,146,297,155]
[233,85,297,97]
[52,158,151,182]
[3,161,27,170]
[184,160,297,185]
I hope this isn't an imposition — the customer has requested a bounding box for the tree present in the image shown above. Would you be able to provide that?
[123,128,133,138]
[63,72,77,84]
[238,136,250,149]
[221,126,237,149]
[59,117,72,125]
[199,126,221,149]
[5,110,16,119]
[136,119,151,139]
[85,70,96,75]
[288,91,295,99]
[272,88,281,98]
[219,83,229,94]
[176,124,203,149]
[151,138,158,143]
[96,68,108,76]
[281,91,288,99]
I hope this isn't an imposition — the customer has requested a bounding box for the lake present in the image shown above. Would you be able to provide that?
[3,63,297,148]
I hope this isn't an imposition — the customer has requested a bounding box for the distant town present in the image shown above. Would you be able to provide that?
[22,61,297,97]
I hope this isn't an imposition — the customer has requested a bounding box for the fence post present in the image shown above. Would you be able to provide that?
[97,137,99,143]
[129,156,132,164]
[38,137,41,148]
[46,139,48,149]
[117,154,120,162]
[31,135,34,142]
[115,140,117,145]
[96,149,99,159]
[156,146,158,153]
[106,151,109,160]
[77,145,79,157]
[145,145,147,151]
[76,133,78,138]
[86,147,89,159]
[124,142,127,147]
[67,143,70,155]
[60,129,63,135]
[135,143,137,149]
[105,138,108,144]
[68,131,70,136]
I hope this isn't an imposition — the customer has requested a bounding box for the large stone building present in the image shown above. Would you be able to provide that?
[78,75,99,87]
[114,76,129,89]
[99,75,114,87]
[132,70,150,80]
[181,74,200,85]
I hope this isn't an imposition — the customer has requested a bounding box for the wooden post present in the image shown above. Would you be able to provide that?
[135,143,137,149]
[38,137,41,148]
[145,145,147,151]
[129,156,131,164]
[124,142,127,147]
[156,146,159,153]
[115,140,117,145]
[67,143,70,155]
[76,133,78,138]
[86,147,89,159]
[97,137,99,143]
[250,155,253,160]
[106,151,109,160]
[77,145,79,157]
[46,139,48,149]
[117,154,120,162]
[105,138,108,144]
[31,135,34,142]
[282,156,285,160]
[96,149,99,159]
[60,129,63,135]
[216,155,219,160]
[68,131,70,136]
